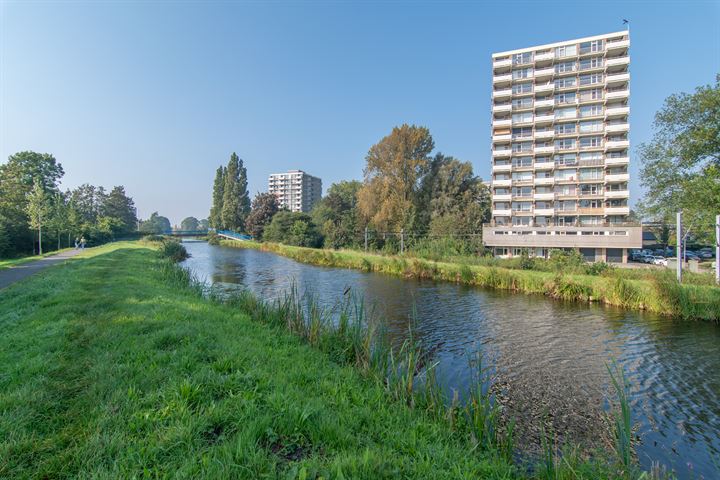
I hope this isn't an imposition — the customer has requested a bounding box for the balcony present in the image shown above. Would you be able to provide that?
[535,52,554,63]
[534,160,554,170]
[492,148,512,158]
[534,192,555,200]
[535,130,554,140]
[606,72,630,85]
[534,208,555,216]
[606,89,629,100]
[492,164,512,172]
[534,177,554,185]
[606,106,630,118]
[605,173,630,182]
[578,207,605,215]
[492,134,512,142]
[535,67,554,78]
[482,224,643,248]
[493,118,512,127]
[493,88,513,99]
[492,209,512,216]
[535,99,554,108]
[535,83,554,93]
[534,145,555,155]
[605,140,630,150]
[605,206,630,215]
[493,179,512,187]
[493,57,512,68]
[535,114,554,124]
[606,123,629,133]
[606,56,630,68]
[606,39,630,51]
[493,193,512,201]
[493,73,513,84]
[604,190,629,199]
[493,104,512,113]
[605,156,629,165]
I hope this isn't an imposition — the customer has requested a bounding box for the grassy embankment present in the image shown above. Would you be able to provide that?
[0,247,74,270]
[0,241,650,479]
[221,240,720,322]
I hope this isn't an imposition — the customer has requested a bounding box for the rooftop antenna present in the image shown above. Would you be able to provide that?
[623,19,630,33]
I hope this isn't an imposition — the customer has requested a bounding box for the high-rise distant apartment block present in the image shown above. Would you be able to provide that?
[483,31,641,262]
[268,170,322,213]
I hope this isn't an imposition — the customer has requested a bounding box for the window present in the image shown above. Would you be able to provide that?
[555,200,577,211]
[555,123,577,135]
[512,156,533,167]
[580,73,603,85]
[579,136,603,149]
[579,120,603,133]
[512,218,531,227]
[579,168,603,180]
[555,77,577,89]
[555,184,576,195]
[555,44,578,57]
[512,112,533,123]
[512,186,533,197]
[512,171,533,181]
[579,40,604,54]
[580,104,603,117]
[512,68,532,79]
[511,202,532,212]
[512,141,532,153]
[579,57,603,70]
[555,138,576,150]
[555,169,577,181]
[512,127,533,139]
[512,97,533,109]
[555,61,576,73]
[580,89,603,101]
[512,52,532,65]
[555,107,576,119]
[535,156,550,164]
[554,153,577,165]
[494,187,509,195]
[556,92,576,105]
[579,152,603,164]
[512,82,533,94]
[580,183,603,195]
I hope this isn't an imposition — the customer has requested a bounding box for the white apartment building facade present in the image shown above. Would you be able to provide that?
[483,31,641,263]
[268,170,322,213]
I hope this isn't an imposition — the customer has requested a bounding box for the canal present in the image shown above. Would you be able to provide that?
[182,240,720,478]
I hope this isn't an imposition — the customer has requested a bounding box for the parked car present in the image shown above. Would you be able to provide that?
[651,256,668,266]
[640,255,656,264]
[699,250,714,259]
[684,252,701,261]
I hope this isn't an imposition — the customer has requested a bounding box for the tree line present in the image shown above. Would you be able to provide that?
[0,151,140,257]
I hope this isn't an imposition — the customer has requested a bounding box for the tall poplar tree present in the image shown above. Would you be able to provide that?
[209,166,225,229]
[221,153,251,231]
[26,179,50,254]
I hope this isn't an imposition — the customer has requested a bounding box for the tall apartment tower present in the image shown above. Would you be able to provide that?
[483,31,641,263]
[268,170,322,213]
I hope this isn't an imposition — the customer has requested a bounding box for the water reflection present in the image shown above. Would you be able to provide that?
[182,241,720,478]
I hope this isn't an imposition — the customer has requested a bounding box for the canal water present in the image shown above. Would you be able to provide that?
[181,241,720,478]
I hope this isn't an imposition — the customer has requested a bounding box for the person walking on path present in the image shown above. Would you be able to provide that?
[80,237,86,250]
[74,237,79,249]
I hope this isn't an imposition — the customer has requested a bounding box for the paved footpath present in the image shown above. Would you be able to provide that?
[0,249,84,290]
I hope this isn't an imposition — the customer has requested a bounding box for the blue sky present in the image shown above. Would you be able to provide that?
[1,1,718,225]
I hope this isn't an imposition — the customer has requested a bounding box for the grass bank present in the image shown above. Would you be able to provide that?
[0,242,520,478]
[222,240,720,322]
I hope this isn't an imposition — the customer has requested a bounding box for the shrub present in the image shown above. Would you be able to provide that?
[207,232,220,246]
[142,234,165,243]
[159,240,190,262]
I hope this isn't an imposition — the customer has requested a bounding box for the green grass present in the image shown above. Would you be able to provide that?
[0,247,75,270]
[222,240,720,322]
[0,243,522,479]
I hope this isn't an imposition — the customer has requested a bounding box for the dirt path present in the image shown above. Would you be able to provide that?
[0,249,84,290]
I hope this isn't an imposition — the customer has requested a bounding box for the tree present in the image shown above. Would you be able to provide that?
[180,216,200,231]
[0,151,63,255]
[245,193,279,239]
[48,191,69,249]
[26,179,50,254]
[638,75,720,241]
[263,211,322,247]
[221,153,251,231]
[311,180,361,248]
[198,218,209,230]
[209,166,225,229]
[140,212,172,234]
[357,124,434,233]
[102,186,137,234]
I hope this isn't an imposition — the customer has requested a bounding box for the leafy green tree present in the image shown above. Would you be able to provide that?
[638,75,720,241]
[26,179,51,254]
[101,186,137,234]
[209,166,225,229]
[357,125,434,233]
[311,180,361,248]
[263,211,322,247]
[221,153,251,231]
[0,151,64,255]
[0,216,11,258]
[140,212,172,234]
[180,216,200,231]
[245,193,279,239]
[48,192,69,249]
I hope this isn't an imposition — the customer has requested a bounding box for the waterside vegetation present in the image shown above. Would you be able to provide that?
[221,239,720,322]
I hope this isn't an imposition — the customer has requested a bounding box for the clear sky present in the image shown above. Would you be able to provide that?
[1,1,719,225]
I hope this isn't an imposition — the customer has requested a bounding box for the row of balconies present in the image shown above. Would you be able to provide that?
[493,70,629,85]
[496,56,629,78]
[492,123,629,142]
[492,141,629,157]
[492,107,629,127]
[491,157,630,173]
[491,206,630,216]
[493,190,629,202]
[493,90,630,108]
[492,173,629,187]
[492,40,630,68]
